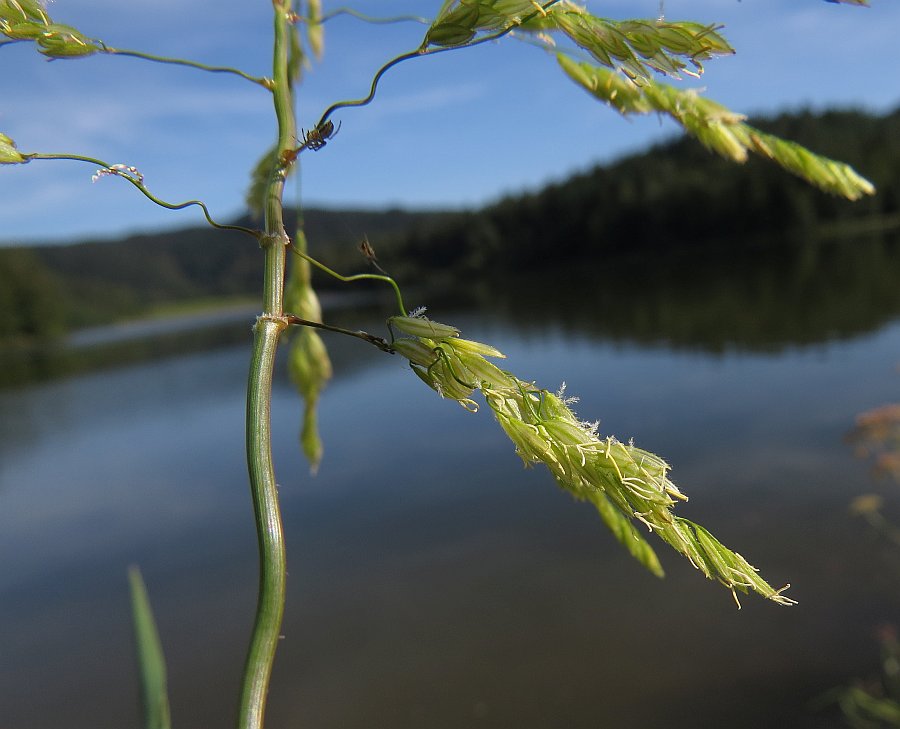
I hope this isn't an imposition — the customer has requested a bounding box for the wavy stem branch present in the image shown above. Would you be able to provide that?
[99,45,273,89]
[289,244,407,315]
[23,152,260,238]
[314,0,562,128]
[321,7,429,25]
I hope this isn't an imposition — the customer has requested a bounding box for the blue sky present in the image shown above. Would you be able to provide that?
[1,0,899,244]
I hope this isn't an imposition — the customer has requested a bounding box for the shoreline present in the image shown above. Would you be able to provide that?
[65,290,385,350]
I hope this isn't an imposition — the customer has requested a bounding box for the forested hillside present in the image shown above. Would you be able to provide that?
[387,108,900,277]
[1,107,897,340]
[0,208,446,336]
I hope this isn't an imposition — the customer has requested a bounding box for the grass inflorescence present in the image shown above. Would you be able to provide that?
[389,312,795,608]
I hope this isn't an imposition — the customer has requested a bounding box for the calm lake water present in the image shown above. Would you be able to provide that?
[3,237,900,728]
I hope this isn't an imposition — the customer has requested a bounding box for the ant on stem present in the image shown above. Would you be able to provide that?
[300,120,340,151]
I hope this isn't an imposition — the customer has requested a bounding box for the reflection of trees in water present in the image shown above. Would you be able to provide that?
[0,296,396,390]
[5,232,899,383]
[0,323,248,389]
[470,232,900,353]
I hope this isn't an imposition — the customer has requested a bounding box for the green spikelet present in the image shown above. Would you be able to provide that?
[306,0,324,60]
[0,132,24,164]
[556,54,875,200]
[286,229,332,472]
[391,314,795,607]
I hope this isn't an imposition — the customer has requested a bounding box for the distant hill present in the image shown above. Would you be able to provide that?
[2,106,898,340]
[0,208,449,337]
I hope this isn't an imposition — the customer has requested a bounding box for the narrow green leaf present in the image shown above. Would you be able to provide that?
[127,567,171,729]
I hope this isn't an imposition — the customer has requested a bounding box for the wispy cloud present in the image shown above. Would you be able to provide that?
[3,78,268,152]
[366,82,488,118]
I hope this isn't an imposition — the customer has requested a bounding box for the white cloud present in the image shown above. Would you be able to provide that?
[362,82,488,118]
[2,76,268,152]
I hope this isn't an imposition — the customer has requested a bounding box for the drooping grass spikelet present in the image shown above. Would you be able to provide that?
[391,312,795,607]
[286,230,333,473]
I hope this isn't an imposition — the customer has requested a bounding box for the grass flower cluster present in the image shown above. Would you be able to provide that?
[389,312,796,607]
[4,0,880,723]
[556,54,875,200]
[0,0,99,57]
[286,232,333,473]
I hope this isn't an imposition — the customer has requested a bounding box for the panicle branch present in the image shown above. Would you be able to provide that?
[16,151,260,238]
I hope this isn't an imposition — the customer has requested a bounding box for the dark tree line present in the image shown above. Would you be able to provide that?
[388,107,900,276]
[0,248,66,339]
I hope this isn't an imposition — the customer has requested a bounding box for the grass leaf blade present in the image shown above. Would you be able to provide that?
[128,566,172,729]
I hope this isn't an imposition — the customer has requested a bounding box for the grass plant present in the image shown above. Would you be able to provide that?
[0,1,877,726]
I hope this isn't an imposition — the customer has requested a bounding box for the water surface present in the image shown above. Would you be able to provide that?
[2,240,900,728]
